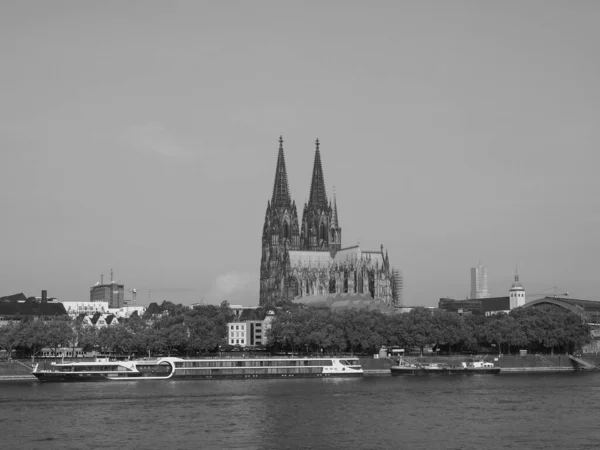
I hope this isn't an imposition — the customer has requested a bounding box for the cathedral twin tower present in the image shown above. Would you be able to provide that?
[260,137,400,308]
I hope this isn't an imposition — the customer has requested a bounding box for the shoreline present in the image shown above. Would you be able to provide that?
[0,375,36,381]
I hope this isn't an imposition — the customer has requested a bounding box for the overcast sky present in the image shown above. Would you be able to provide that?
[1,1,599,306]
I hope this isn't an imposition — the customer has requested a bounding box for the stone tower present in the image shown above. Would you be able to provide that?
[300,139,342,255]
[259,137,300,305]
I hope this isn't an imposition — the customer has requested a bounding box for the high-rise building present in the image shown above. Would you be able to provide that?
[89,270,125,308]
[259,137,396,307]
[470,263,490,299]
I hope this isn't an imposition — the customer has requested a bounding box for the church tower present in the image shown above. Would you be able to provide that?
[260,137,300,306]
[301,139,341,253]
[509,270,526,309]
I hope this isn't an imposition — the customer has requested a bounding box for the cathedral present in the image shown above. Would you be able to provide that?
[259,137,402,307]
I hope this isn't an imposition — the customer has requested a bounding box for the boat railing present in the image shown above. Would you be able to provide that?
[173,355,359,360]
[46,355,363,363]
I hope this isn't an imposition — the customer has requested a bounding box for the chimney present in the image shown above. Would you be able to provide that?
[41,290,47,303]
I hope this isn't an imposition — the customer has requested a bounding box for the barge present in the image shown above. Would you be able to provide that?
[391,359,500,376]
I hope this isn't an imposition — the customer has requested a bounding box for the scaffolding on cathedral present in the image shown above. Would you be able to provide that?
[391,267,404,308]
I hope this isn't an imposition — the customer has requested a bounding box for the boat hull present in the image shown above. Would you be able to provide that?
[34,371,363,382]
[33,373,111,382]
[391,366,500,376]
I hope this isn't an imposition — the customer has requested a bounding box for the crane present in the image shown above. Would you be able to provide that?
[528,286,570,299]
[142,288,197,303]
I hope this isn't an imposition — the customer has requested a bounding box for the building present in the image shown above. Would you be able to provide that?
[63,301,109,318]
[0,292,68,326]
[523,296,600,324]
[227,310,275,348]
[229,305,260,319]
[107,306,146,318]
[438,297,482,316]
[79,314,119,329]
[440,271,526,316]
[260,137,401,308]
[470,263,490,299]
[509,273,526,308]
[89,271,125,308]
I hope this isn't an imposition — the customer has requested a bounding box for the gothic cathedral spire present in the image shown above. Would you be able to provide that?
[329,187,342,253]
[308,138,328,211]
[271,135,292,209]
[301,138,341,252]
[260,136,300,306]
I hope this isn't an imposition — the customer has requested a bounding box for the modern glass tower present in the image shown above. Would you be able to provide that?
[470,263,490,299]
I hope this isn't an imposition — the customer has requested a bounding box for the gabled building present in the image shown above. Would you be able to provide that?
[0,293,68,326]
[80,314,119,328]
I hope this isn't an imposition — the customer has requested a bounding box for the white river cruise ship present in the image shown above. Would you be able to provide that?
[32,356,363,382]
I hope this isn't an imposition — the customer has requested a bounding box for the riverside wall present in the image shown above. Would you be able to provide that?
[0,361,36,380]
[361,353,600,375]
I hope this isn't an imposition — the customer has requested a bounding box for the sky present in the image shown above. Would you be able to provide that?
[1,1,599,307]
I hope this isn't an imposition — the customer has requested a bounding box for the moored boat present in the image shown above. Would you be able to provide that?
[32,356,363,382]
[391,358,500,376]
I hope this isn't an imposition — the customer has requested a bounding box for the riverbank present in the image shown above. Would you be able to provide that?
[375,354,600,375]
[0,361,36,381]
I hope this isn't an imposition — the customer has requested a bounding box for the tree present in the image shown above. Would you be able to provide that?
[403,308,433,355]
[22,320,49,359]
[0,321,25,360]
[46,320,75,359]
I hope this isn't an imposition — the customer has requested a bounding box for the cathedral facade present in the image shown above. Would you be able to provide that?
[259,137,401,307]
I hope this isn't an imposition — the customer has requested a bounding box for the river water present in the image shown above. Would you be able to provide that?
[2,373,600,449]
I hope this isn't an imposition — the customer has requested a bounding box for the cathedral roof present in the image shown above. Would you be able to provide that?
[271,136,292,208]
[307,139,328,211]
[288,250,332,268]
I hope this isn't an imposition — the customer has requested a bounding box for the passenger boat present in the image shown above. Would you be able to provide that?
[390,358,500,376]
[32,356,363,382]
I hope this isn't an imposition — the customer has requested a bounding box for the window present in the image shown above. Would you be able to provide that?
[241,340,245,344]
[236,325,239,330]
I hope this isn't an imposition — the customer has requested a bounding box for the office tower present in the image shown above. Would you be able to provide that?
[470,263,490,299]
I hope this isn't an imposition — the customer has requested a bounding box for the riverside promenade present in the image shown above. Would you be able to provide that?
[0,360,36,380]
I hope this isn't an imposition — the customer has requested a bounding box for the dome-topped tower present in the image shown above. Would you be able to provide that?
[509,271,526,309]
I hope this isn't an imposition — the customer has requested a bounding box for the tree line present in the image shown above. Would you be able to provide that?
[267,303,591,355]
[0,301,592,359]
[0,302,235,359]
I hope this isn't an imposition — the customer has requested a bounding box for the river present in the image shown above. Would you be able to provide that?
[1,373,600,449]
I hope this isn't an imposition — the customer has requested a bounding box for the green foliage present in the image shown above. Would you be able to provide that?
[266,305,593,355]
[0,302,592,359]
